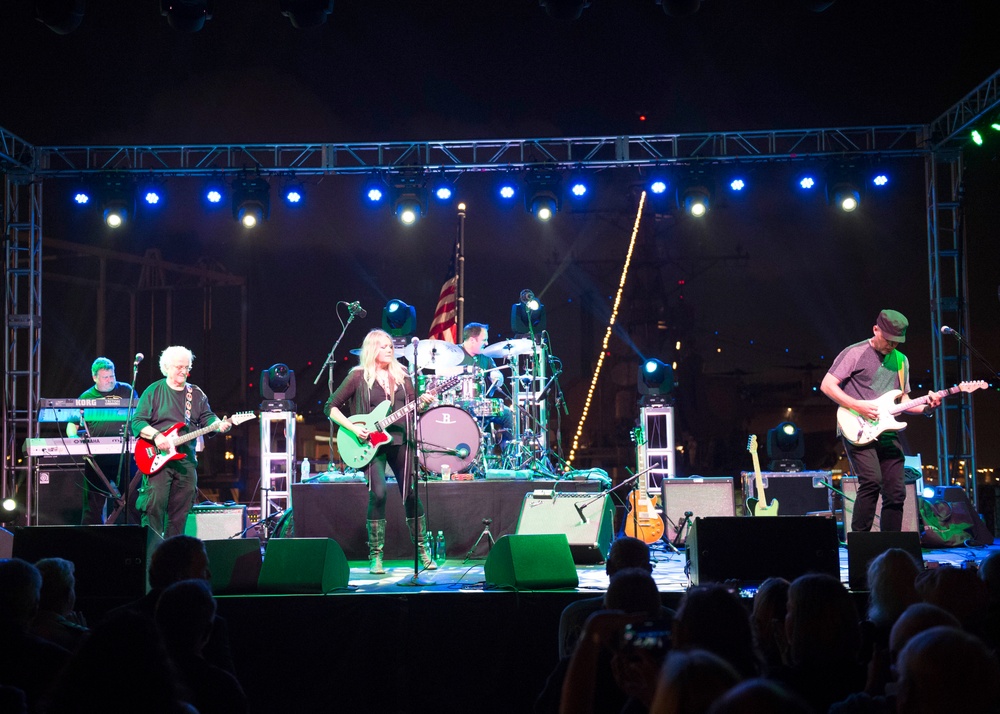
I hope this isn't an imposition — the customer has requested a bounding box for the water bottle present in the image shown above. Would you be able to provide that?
[435,530,446,564]
[300,458,310,481]
[440,464,451,481]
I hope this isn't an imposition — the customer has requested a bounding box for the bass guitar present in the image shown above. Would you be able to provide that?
[135,412,256,475]
[745,434,778,517]
[837,381,987,446]
[337,375,462,469]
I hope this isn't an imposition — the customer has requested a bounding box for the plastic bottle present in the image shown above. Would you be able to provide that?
[440,463,451,481]
[435,530,446,564]
[300,458,310,481]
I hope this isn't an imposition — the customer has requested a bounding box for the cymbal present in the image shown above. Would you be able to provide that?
[402,339,465,368]
[481,338,534,359]
[349,347,407,357]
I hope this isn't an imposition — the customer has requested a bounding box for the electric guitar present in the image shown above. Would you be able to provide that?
[337,375,462,469]
[623,468,666,544]
[135,412,256,475]
[837,381,987,446]
[745,434,779,517]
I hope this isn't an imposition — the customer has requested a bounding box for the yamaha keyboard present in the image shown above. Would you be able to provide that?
[37,398,133,423]
[23,436,135,457]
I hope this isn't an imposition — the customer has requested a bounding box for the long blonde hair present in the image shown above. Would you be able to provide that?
[357,329,408,391]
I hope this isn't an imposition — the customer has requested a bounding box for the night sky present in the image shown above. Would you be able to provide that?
[3,1,998,481]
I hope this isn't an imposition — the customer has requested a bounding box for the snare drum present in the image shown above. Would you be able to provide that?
[417,405,480,474]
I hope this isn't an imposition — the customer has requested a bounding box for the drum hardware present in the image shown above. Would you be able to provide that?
[416,405,480,475]
[464,518,496,561]
[480,338,535,359]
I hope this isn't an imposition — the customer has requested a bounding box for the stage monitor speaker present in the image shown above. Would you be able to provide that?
[257,538,349,594]
[184,504,248,540]
[11,525,161,607]
[842,478,919,533]
[484,534,579,590]
[0,526,12,558]
[846,531,923,591]
[661,477,735,545]
[203,539,262,595]
[515,492,614,564]
[687,516,840,586]
[918,485,994,547]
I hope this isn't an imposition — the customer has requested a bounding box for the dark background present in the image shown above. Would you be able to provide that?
[3,1,999,497]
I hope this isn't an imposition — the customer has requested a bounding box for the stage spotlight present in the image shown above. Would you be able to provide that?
[511,289,547,337]
[260,362,296,411]
[204,177,226,205]
[71,179,91,206]
[729,178,746,192]
[827,163,864,213]
[139,177,164,206]
[872,172,889,187]
[232,176,270,228]
[799,175,817,190]
[680,186,710,217]
[657,0,702,17]
[525,169,562,221]
[766,421,804,471]
[383,299,416,337]
[36,0,84,34]
[539,0,592,20]
[498,176,518,201]
[971,129,984,146]
[1,495,23,524]
[160,0,213,32]
[395,197,423,225]
[101,176,134,229]
[392,171,427,225]
[364,175,387,204]
[280,0,333,28]
[431,175,455,202]
[649,178,668,195]
[283,181,305,205]
[568,174,589,199]
[638,358,674,400]
[831,184,860,212]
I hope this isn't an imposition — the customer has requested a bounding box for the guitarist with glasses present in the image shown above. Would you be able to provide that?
[820,310,941,532]
[327,329,437,574]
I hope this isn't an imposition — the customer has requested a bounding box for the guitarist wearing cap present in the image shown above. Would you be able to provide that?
[820,310,941,532]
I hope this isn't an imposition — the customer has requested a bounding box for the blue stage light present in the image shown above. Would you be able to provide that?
[144,189,161,205]
[499,182,517,200]
[729,178,745,191]
[207,189,223,204]
[73,191,90,205]
[650,180,668,194]
[799,176,816,190]
[873,173,889,187]
[570,180,588,198]
[435,185,453,201]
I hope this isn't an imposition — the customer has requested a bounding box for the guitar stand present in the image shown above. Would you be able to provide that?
[464,518,495,561]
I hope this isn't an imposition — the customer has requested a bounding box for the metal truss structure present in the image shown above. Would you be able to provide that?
[3,67,1000,517]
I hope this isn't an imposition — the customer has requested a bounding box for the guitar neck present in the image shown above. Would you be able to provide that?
[751,450,765,494]
[373,376,460,431]
[889,384,960,416]
[170,420,227,447]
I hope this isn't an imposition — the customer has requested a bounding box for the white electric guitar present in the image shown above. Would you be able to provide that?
[837,381,987,446]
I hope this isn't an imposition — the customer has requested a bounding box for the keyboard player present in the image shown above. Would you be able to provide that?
[65,357,138,524]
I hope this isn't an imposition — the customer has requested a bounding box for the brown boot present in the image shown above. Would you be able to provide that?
[366,519,386,574]
[406,515,437,570]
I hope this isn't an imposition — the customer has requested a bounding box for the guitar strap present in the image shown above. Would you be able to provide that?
[184,384,193,424]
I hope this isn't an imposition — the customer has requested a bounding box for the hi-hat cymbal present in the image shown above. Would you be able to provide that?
[481,338,534,359]
[402,339,465,368]
[350,346,407,357]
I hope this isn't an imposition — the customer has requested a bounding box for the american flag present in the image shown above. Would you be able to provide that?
[428,261,458,343]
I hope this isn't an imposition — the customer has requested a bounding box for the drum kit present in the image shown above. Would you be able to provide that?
[399,337,556,476]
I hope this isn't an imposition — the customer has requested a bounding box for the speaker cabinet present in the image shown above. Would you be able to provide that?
[184,504,248,540]
[35,466,85,525]
[741,471,832,515]
[846,531,923,590]
[515,492,613,564]
[0,526,12,559]
[842,478,919,533]
[203,539,262,594]
[687,516,840,586]
[661,477,735,544]
[257,538,349,594]
[484,534,579,590]
[11,525,161,608]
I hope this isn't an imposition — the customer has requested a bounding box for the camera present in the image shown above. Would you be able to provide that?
[620,620,670,655]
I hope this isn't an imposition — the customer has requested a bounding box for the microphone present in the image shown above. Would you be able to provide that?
[684,511,693,519]
[455,445,470,459]
[347,302,367,318]
[575,503,588,524]
[134,352,144,366]
[941,325,959,337]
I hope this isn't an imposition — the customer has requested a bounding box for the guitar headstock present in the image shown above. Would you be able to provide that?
[959,380,989,393]
[229,412,257,425]
[747,434,758,453]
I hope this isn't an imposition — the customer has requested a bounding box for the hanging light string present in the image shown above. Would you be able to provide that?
[568,190,646,466]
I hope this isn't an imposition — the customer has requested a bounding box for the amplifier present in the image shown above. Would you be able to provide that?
[741,471,832,515]
[184,504,248,540]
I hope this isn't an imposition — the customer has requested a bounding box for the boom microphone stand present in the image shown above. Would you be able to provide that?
[399,336,432,587]
[314,303,364,460]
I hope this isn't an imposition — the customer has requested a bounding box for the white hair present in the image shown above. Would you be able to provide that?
[159,345,195,376]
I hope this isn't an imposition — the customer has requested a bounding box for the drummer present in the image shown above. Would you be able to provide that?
[456,323,514,452]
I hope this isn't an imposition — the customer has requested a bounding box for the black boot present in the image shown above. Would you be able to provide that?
[406,515,437,570]
[366,519,386,574]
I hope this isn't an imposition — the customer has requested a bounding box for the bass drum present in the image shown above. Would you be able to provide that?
[417,405,480,475]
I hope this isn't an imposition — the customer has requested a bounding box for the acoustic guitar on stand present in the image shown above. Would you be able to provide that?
[745,434,779,517]
[837,381,988,446]
[135,412,256,475]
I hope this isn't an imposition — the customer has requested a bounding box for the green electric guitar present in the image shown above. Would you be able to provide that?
[745,434,779,517]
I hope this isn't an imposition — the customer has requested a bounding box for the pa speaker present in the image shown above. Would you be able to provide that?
[185,504,248,540]
[35,466,85,525]
[846,531,923,590]
[515,492,613,564]
[842,478,919,533]
[687,516,840,586]
[257,538,349,594]
[11,525,161,607]
[661,477,735,544]
[484,534,579,590]
[203,539,262,595]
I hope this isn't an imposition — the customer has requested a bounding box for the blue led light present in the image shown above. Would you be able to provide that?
[650,180,667,194]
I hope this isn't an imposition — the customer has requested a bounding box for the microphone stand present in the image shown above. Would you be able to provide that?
[399,336,431,587]
[115,358,142,524]
[314,306,362,458]
[944,329,1000,382]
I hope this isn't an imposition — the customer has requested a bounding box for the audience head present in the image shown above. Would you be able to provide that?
[649,648,741,714]
[148,535,210,590]
[749,577,789,672]
[978,550,1000,605]
[155,579,217,654]
[706,678,813,714]
[866,547,921,630]
[35,557,77,615]
[914,565,989,630]
[0,558,42,626]
[888,602,961,662]
[895,626,1000,713]
[785,573,861,667]
[606,536,653,576]
[672,583,758,678]
[604,567,663,618]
